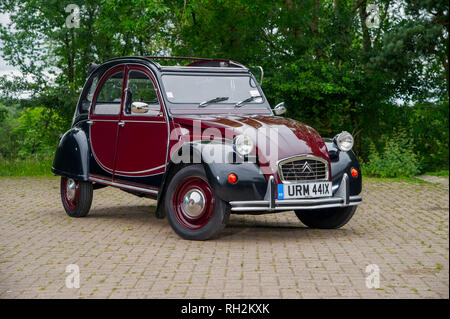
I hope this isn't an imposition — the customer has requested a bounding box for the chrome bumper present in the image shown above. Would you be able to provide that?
[229,173,362,212]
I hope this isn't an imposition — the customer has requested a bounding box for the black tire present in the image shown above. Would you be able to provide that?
[295,206,357,229]
[60,177,93,218]
[164,165,230,240]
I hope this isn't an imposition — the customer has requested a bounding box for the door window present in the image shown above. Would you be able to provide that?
[93,71,124,115]
[124,70,160,116]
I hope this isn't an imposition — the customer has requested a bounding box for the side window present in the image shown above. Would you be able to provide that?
[86,76,99,105]
[93,70,124,115]
[79,75,99,113]
[124,70,160,116]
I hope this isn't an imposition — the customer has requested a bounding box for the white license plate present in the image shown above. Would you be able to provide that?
[277,182,332,199]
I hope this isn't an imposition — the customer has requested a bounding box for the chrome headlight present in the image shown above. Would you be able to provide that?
[234,135,254,156]
[334,131,354,152]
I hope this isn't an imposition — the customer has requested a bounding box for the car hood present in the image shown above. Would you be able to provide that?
[172,115,330,175]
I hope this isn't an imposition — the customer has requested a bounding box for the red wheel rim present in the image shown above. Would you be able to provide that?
[62,177,80,211]
[172,176,215,230]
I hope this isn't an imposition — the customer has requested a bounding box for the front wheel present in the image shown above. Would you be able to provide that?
[164,165,230,240]
[295,206,357,229]
[60,177,93,217]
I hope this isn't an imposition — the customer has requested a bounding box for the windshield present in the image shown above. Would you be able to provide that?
[161,74,266,108]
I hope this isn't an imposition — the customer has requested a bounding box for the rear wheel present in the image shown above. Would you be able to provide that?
[295,206,357,229]
[165,165,230,240]
[60,177,93,217]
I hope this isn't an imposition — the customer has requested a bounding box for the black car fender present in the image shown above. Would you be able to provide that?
[52,126,90,181]
[190,141,267,203]
[155,141,267,217]
[323,138,362,196]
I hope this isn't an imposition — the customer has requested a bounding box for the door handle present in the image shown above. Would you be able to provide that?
[118,121,125,127]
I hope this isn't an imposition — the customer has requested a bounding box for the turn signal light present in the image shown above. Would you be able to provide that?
[351,168,358,178]
[228,173,238,184]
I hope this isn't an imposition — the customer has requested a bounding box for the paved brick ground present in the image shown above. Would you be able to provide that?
[0,176,448,299]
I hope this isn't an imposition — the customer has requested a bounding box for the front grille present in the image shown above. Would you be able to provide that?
[278,156,328,182]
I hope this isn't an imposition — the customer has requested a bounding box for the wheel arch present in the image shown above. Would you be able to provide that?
[52,127,90,181]
[155,143,204,218]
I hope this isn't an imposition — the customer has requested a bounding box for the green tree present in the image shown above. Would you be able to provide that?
[0,0,448,173]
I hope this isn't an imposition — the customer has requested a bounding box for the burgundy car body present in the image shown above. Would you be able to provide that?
[52,56,362,238]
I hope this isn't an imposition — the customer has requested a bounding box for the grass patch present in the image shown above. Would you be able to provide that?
[0,155,53,177]
[423,170,449,178]
[364,176,430,184]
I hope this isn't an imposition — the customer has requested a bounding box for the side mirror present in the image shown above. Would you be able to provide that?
[131,101,160,115]
[273,102,286,115]
[131,101,150,114]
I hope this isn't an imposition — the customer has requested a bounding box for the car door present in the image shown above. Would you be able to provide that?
[113,65,168,189]
[89,66,125,179]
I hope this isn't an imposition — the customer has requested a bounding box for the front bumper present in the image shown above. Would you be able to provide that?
[229,173,362,212]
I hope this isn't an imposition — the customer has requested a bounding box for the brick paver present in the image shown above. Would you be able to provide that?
[0,177,448,298]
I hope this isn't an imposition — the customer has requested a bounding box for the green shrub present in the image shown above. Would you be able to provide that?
[362,130,420,178]
[13,107,67,158]
[0,105,69,160]
[409,101,449,172]
[0,103,20,159]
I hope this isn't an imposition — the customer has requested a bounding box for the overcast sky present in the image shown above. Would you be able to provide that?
[0,12,20,78]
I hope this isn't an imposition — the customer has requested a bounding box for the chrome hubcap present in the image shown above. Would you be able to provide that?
[182,188,205,217]
[66,179,76,201]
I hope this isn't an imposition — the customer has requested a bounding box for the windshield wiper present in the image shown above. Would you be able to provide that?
[198,96,229,107]
[234,95,261,108]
